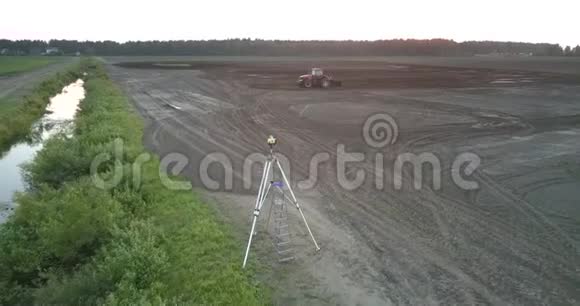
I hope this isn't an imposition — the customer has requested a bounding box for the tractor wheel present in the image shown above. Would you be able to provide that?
[303,79,312,88]
[322,78,331,88]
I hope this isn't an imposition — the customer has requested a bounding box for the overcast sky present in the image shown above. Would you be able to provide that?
[2,0,579,47]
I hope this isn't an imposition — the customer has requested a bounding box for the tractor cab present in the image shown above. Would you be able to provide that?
[311,68,324,78]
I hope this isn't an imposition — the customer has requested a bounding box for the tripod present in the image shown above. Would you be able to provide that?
[242,136,321,268]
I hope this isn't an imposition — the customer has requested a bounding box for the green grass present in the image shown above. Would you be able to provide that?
[0,56,61,76]
[0,59,265,305]
[0,96,19,113]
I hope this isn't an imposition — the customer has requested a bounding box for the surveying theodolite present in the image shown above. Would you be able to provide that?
[242,135,320,268]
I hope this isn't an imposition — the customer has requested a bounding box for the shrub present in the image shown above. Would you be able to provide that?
[0,59,264,305]
[0,179,123,304]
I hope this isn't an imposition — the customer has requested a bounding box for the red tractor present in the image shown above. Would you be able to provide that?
[297,68,342,88]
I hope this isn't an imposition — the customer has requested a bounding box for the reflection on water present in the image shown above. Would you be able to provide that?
[0,79,84,224]
[46,80,85,120]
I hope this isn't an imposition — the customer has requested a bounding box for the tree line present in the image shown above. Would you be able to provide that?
[0,38,577,56]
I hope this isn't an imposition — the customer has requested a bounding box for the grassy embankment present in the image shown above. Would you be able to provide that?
[0,57,78,152]
[0,59,265,304]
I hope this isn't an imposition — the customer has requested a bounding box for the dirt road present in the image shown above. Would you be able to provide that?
[106,57,580,305]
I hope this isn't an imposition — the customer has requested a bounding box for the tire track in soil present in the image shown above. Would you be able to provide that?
[253,91,514,304]
[106,61,580,305]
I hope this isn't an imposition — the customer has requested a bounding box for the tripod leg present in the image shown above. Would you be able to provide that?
[295,202,321,251]
[253,160,270,211]
[243,160,273,268]
[243,214,259,268]
[258,160,273,206]
[266,157,280,230]
[275,159,297,203]
[257,183,272,211]
[275,159,321,251]
[265,191,275,230]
